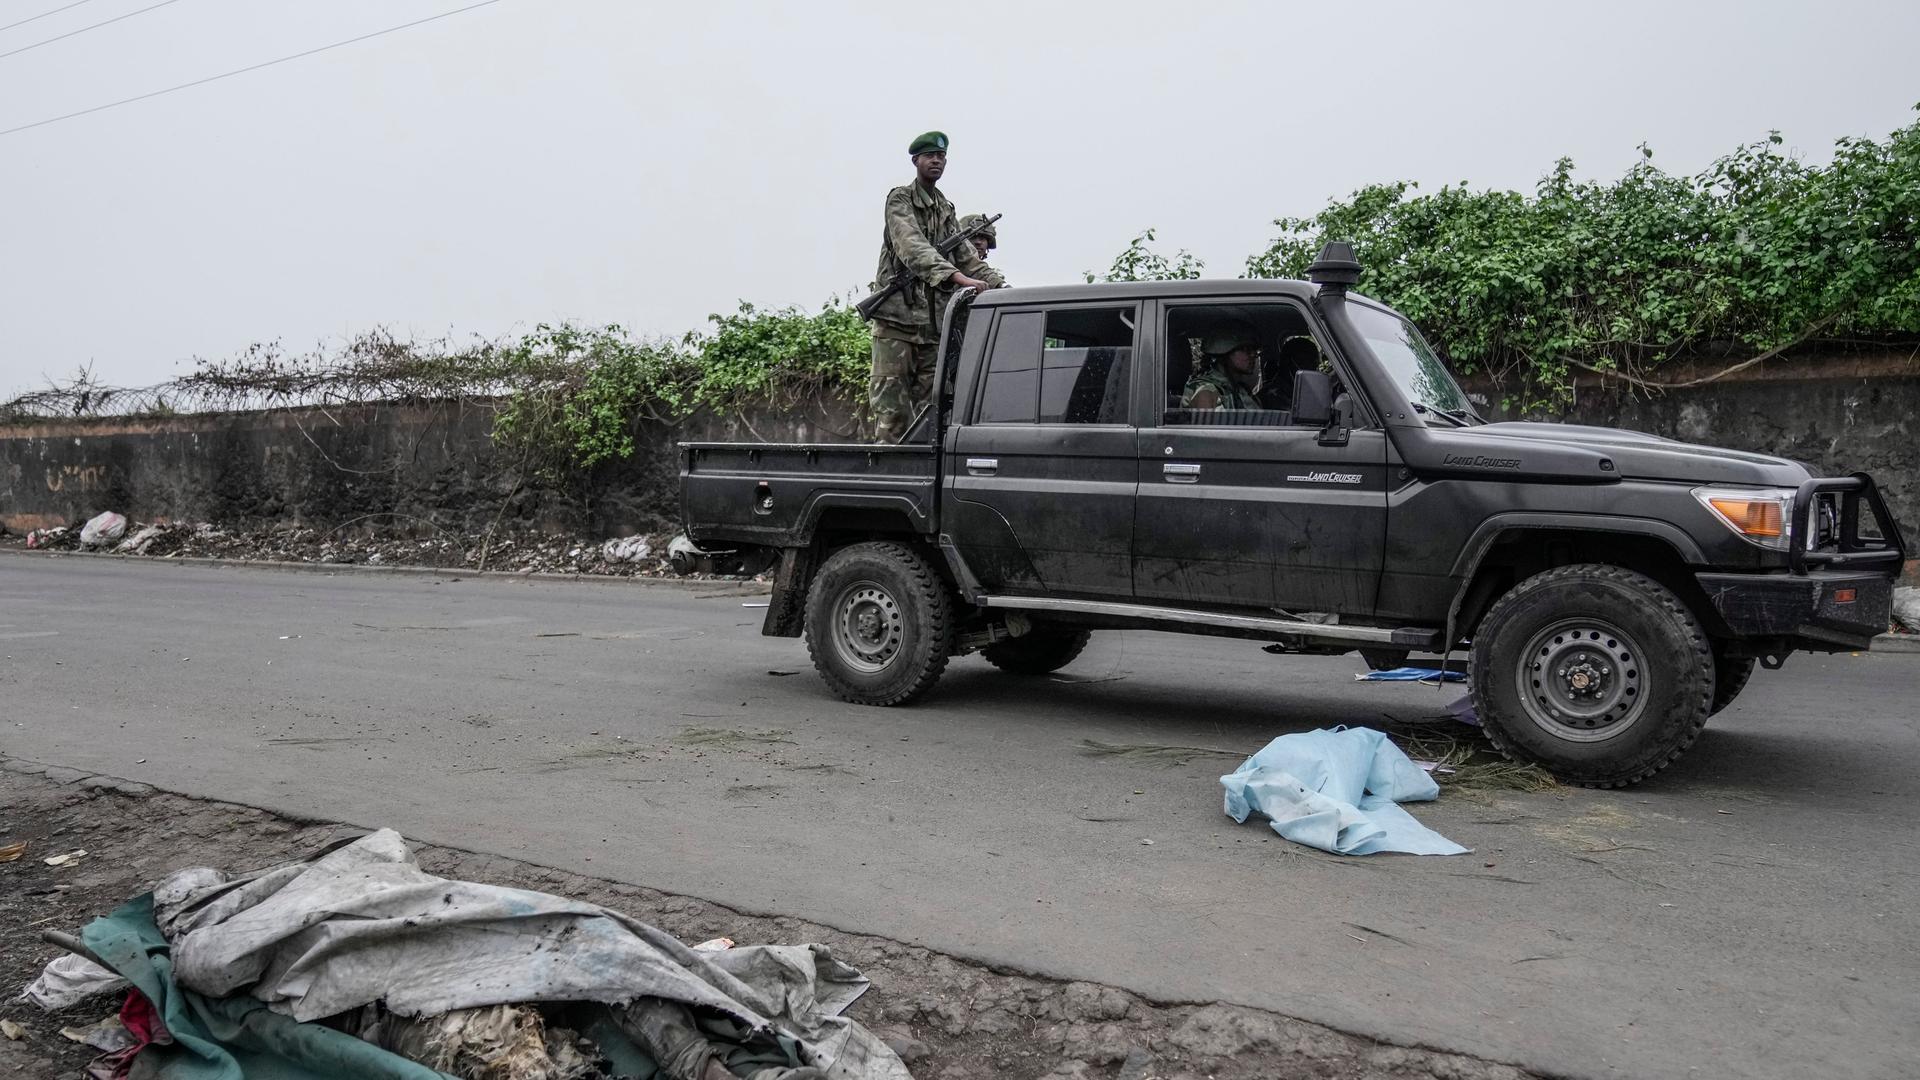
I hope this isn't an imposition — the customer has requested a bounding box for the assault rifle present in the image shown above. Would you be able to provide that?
[855,212,1002,320]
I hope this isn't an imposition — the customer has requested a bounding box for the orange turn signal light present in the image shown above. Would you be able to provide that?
[1705,496,1785,538]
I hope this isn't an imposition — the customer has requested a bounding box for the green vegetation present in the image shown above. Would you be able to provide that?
[1247,107,1920,405]
[12,110,1916,463]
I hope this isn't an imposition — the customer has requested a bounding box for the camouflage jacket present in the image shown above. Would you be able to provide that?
[869,181,1004,343]
[1181,365,1261,410]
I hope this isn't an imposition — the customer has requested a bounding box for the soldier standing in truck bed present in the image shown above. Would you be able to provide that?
[865,131,1005,441]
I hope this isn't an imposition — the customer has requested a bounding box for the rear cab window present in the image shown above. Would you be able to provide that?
[975,306,1136,425]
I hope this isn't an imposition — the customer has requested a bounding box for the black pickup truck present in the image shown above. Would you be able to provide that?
[681,244,1907,787]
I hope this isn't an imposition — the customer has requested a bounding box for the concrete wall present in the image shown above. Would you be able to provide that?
[2,362,1911,556]
[0,397,859,537]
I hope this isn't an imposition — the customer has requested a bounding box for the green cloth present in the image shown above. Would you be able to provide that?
[81,895,455,1080]
[907,130,948,155]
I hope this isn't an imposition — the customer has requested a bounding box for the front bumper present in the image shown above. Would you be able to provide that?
[1696,570,1894,651]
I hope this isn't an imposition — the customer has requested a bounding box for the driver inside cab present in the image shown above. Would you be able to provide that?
[1181,327,1262,410]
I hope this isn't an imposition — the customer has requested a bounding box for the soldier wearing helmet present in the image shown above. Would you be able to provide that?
[1181,325,1262,410]
[959,213,997,262]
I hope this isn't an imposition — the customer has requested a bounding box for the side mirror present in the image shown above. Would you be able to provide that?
[1291,370,1334,426]
[1319,392,1353,447]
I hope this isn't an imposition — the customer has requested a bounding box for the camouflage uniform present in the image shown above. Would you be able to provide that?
[867,183,1004,441]
[1181,364,1261,410]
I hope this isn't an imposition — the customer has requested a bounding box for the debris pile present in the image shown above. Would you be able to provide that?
[7,518,770,580]
[23,829,901,1079]
[1893,586,1920,635]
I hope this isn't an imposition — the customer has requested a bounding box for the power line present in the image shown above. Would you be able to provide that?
[0,0,99,35]
[0,0,184,61]
[0,0,505,138]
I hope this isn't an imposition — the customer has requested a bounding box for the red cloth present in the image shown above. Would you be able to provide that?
[87,990,171,1080]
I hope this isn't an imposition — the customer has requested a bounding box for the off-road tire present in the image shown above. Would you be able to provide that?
[981,627,1092,675]
[804,541,955,706]
[1709,651,1756,716]
[1470,563,1713,788]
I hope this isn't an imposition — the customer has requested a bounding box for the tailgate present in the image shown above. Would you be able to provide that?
[679,442,939,547]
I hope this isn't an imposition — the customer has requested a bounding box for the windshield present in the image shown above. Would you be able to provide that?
[1348,303,1473,417]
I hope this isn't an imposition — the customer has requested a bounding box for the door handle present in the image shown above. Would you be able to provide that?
[1163,462,1201,483]
[965,457,999,475]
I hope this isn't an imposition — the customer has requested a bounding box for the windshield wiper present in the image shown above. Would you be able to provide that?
[1439,407,1483,426]
[1411,402,1468,428]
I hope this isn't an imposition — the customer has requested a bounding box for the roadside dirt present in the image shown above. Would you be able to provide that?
[0,765,1537,1080]
[0,521,761,580]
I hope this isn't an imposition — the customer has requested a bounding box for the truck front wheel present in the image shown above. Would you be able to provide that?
[1471,564,1713,788]
[981,626,1092,675]
[804,541,955,706]
[1710,651,1756,715]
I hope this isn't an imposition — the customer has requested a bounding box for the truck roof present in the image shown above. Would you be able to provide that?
[972,277,1325,307]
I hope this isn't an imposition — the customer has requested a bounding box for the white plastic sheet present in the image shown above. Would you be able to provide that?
[1220,727,1469,856]
[21,952,129,1010]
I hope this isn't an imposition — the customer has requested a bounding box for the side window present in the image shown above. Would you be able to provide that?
[976,307,1135,425]
[977,312,1044,423]
[1162,302,1335,427]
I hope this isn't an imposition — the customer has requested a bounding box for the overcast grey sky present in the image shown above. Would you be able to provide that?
[2,0,1917,396]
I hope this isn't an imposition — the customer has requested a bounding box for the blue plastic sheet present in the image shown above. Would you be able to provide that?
[1355,666,1466,683]
[1220,727,1469,856]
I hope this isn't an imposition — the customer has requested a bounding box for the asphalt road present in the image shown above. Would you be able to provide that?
[4,555,1917,1080]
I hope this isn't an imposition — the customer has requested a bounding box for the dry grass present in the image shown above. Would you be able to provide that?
[1076,739,1249,768]
[1386,724,1559,793]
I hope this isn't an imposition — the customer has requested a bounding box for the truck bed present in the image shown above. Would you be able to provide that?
[680,442,938,548]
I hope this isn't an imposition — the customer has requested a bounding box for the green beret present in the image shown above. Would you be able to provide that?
[908,131,949,156]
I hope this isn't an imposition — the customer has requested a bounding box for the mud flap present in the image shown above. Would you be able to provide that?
[762,546,815,638]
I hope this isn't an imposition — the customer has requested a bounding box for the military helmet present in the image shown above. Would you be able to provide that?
[959,213,996,249]
[1201,326,1258,357]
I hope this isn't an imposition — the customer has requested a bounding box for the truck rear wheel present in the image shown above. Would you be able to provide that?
[1710,651,1756,716]
[1470,563,1713,788]
[981,627,1091,675]
[804,541,954,706]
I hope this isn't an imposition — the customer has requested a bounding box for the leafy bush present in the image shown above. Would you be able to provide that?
[1245,108,1920,404]
[1085,228,1205,283]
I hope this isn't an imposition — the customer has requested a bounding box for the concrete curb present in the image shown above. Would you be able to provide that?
[1872,633,1920,654]
[0,546,771,594]
[2,755,156,797]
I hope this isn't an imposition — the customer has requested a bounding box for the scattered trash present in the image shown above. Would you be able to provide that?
[600,536,653,564]
[24,525,73,550]
[743,601,770,608]
[1357,667,1467,684]
[767,670,798,676]
[114,523,166,555]
[1893,586,1920,634]
[43,849,88,867]
[1220,727,1470,856]
[1139,838,1154,846]
[0,1019,26,1041]
[79,511,129,548]
[50,829,911,1079]
[4,520,768,580]
[57,1014,135,1053]
[667,533,705,575]
[0,840,26,862]
[22,952,130,1011]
